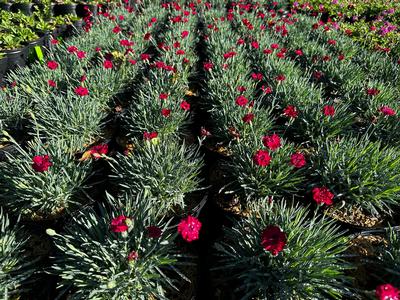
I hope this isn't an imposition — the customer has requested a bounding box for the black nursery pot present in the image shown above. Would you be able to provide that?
[0,56,8,81]
[27,35,45,48]
[52,3,76,16]
[55,24,68,38]
[10,2,33,15]
[64,19,83,37]
[76,3,97,18]
[40,30,51,49]
[0,2,12,10]
[4,47,28,70]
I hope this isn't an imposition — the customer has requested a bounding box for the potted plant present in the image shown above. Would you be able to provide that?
[214,200,355,299]
[109,139,204,215]
[52,0,77,17]
[33,12,56,48]
[0,52,8,80]
[10,0,34,15]
[76,0,98,19]
[0,208,37,298]
[64,13,84,36]
[311,136,400,228]
[46,192,193,299]
[0,32,28,69]
[0,134,95,221]
[0,0,12,11]
[376,228,400,288]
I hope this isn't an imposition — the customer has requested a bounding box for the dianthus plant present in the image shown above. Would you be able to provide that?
[0,208,36,298]
[47,192,187,300]
[215,200,353,299]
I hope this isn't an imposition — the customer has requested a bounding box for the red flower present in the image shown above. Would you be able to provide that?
[143,131,158,140]
[74,86,89,96]
[112,26,121,33]
[32,155,53,172]
[323,105,335,116]
[271,43,279,49]
[263,48,273,55]
[261,85,272,94]
[144,32,151,40]
[120,39,134,47]
[237,38,245,45]
[140,53,150,61]
[327,39,336,45]
[379,106,396,116]
[322,55,331,62]
[51,39,59,45]
[262,134,281,151]
[312,187,334,205]
[338,54,345,61]
[48,80,57,87]
[276,52,285,59]
[103,60,113,69]
[290,153,306,168]
[181,30,189,38]
[147,226,162,238]
[89,144,108,159]
[251,73,263,81]
[313,70,323,80]
[159,93,168,100]
[47,61,58,70]
[261,225,287,256]
[253,150,271,167]
[178,215,201,242]
[161,108,171,117]
[375,284,399,300]
[176,49,185,55]
[110,215,130,232]
[242,113,254,123]
[283,105,298,118]
[235,95,248,107]
[76,51,86,59]
[251,40,259,49]
[276,74,286,81]
[67,46,78,53]
[203,61,213,71]
[367,88,380,96]
[95,47,102,52]
[223,51,237,59]
[180,101,190,111]
[173,41,181,48]
[345,29,352,35]
[294,49,303,56]
[129,59,137,65]
[80,75,87,82]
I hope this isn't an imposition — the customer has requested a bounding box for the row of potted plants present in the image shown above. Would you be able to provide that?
[0,10,86,81]
[0,0,113,82]
[112,1,203,213]
[288,0,400,55]
[0,0,102,17]
[224,0,400,224]
[44,1,206,298]
[0,1,206,298]
[200,0,399,298]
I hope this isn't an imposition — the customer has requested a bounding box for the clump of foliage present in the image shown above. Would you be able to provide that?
[0,208,36,298]
[215,200,354,299]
